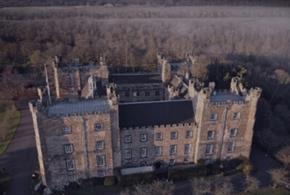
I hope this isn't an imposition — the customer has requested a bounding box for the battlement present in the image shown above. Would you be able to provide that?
[121,122,193,131]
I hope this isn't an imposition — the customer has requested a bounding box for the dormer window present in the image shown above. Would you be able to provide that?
[210,113,217,121]
[95,123,102,131]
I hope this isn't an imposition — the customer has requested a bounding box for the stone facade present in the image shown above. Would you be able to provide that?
[120,123,195,167]
[30,55,261,190]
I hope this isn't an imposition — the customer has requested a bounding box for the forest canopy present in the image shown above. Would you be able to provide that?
[0,6,290,69]
[0,0,289,7]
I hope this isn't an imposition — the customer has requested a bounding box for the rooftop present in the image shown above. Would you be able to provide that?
[48,99,110,116]
[119,99,194,128]
[210,91,245,102]
[109,73,162,84]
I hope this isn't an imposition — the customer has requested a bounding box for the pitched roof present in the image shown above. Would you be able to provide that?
[119,100,194,128]
[210,91,245,102]
[48,99,110,116]
[109,73,162,84]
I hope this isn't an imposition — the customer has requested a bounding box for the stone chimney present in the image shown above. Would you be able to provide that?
[208,82,216,94]
[230,76,246,95]
[37,88,43,102]
[161,60,171,83]
[107,84,118,106]
[52,59,60,99]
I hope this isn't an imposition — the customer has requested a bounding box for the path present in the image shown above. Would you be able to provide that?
[0,102,37,195]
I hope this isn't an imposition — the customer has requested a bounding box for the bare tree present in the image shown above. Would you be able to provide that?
[269,168,289,188]
[244,175,260,193]
[120,180,174,195]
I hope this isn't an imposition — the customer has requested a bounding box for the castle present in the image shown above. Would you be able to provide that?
[29,54,261,190]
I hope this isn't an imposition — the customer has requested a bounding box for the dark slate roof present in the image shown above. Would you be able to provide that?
[109,73,162,84]
[119,100,194,128]
[48,99,110,116]
[210,91,245,102]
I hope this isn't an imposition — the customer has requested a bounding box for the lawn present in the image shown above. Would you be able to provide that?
[0,101,21,155]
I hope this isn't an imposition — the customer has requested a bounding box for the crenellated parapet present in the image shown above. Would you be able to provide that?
[121,122,193,131]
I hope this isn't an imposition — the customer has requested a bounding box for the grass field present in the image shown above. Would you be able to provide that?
[0,101,20,155]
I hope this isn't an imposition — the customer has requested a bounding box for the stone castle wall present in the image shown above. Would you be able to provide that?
[117,83,164,102]
[120,123,195,167]
[35,111,114,189]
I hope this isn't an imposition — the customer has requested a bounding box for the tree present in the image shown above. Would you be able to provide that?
[244,175,260,193]
[191,177,212,195]
[120,180,174,195]
[269,168,289,188]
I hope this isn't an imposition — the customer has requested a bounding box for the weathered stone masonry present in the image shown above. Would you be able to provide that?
[30,55,261,190]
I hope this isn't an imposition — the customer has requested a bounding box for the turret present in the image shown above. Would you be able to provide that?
[230,76,246,95]
[52,56,61,99]
[161,59,171,83]
[106,84,118,106]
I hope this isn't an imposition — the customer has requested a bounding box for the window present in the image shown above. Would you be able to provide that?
[133,91,139,97]
[125,91,130,97]
[96,155,106,166]
[227,142,235,152]
[155,132,163,141]
[155,91,160,96]
[186,130,193,138]
[207,130,215,140]
[170,131,178,140]
[210,113,217,121]
[233,112,240,120]
[97,170,105,177]
[65,159,75,171]
[184,144,191,155]
[229,128,238,138]
[124,135,132,143]
[169,145,177,156]
[96,140,105,150]
[64,144,74,154]
[145,91,150,96]
[169,159,175,165]
[155,146,163,156]
[140,147,148,158]
[63,126,72,134]
[95,123,102,131]
[140,133,148,142]
[124,149,132,160]
[205,144,214,155]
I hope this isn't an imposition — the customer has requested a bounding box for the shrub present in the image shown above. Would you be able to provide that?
[242,160,253,176]
[119,172,154,186]
[104,176,115,186]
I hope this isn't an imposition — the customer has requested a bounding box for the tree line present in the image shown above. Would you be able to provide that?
[1,0,289,7]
